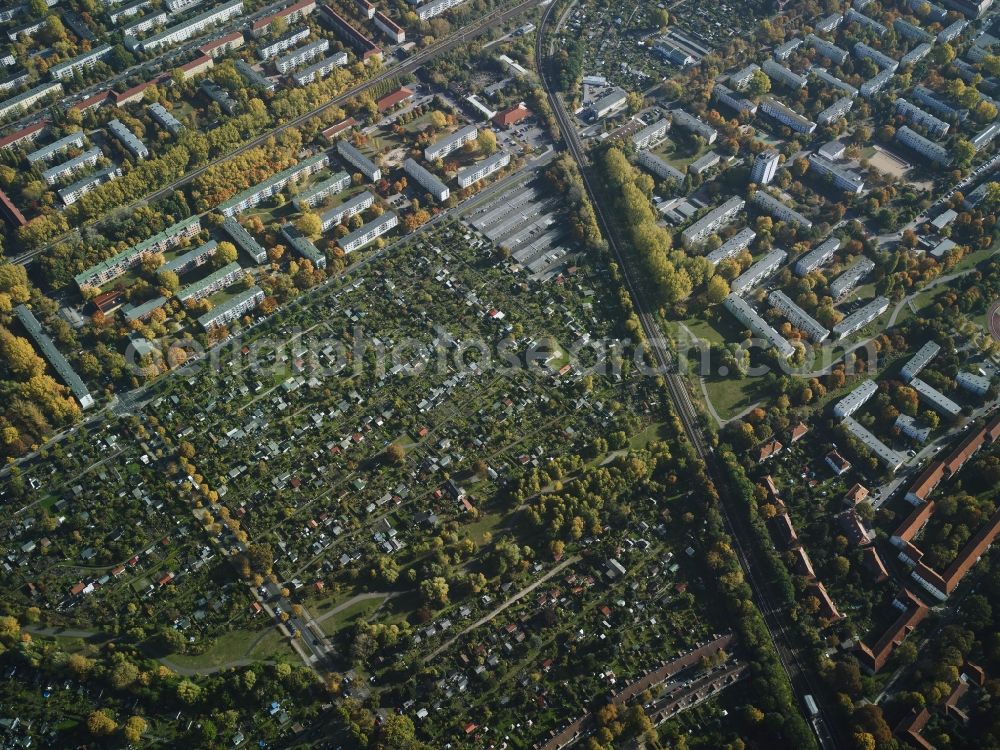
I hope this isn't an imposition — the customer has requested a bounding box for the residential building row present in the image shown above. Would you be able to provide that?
[680,196,744,246]
[730,248,786,295]
[794,236,840,276]
[218,152,328,217]
[75,216,201,289]
[831,296,889,339]
[752,190,813,229]
[338,211,397,252]
[14,305,94,409]
[456,151,510,188]
[723,293,796,358]
[404,158,449,202]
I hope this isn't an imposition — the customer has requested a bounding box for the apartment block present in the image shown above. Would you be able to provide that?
[234,60,275,93]
[0,81,62,121]
[705,227,755,266]
[805,34,848,65]
[815,13,843,33]
[808,153,864,194]
[631,117,669,150]
[896,414,932,443]
[108,0,154,23]
[853,42,898,72]
[729,63,760,90]
[374,11,404,43]
[131,0,244,53]
[338,211,398,252]
[198,30,244,57]
[752,190,813,228]
[222,217,267,264]
[759,97,816,134]
[795,237,839,276]
[812,68,858,97]
[859,68,894,97]
[318,5,381,59]
[669,108,717,144]
[750,148,780,185]
[456,151,510,188]
[218,152,327,217]
[834,379,878,418]
[74,216,201,289]
[406,0,466,21]
[680,196,744,246]
[14,305,93,409]
[895,125,951,165]
[162,239,217,275]
[258,27,310,60]
[843,416,905,470]
[107,118,149,160]
[274,39,329,74]
[762,59,807,89]
[337,139,380,181]
[293,170,350,209]
[768,290,829,342]
[956,371,991,396]
[723,293,795,358]
[58,165,120,206]
[895,98,950,137]
[844,8,887,35]
[773,38,803,61]
[831,296,889,339]
[318,190,374,230]
[149,102,183,135]
[712,83,757,116]
[26,132,84,165]
[635,150,685,183]
[424,124,478,161]
[817,96,854,125]
[937,19,968,42]
[200,79,239,114]
[900,43,932,67]
[291,52,347,86]
[912,86,961,118]
[48,44,112,80]
[909,377,961,417]
[280,224,326,268]
[830,256,874,298]
[122,11,167,36]
[250,0,315,36]
[41,147,101,185]
[177,261,243,302]
[197,285,264,330]
[901,340,940,382]
[403,158,451,203]
[730,248,787,294]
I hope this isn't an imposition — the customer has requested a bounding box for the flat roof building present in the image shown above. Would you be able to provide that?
[811,68,858,97]
[896,413,932,443]
[14,305,93,409]
[258,27,311,60]
[830,256,874,299]
[631,117,669,150]
[635,150,685,183]
[843,416,905,470]
[909,377,961,417]
[456,151,510,188]
[337,139,380,181]
[752,190,813,228]
[896,125,951,165]
[406,0,466,21]
[222,217,267,263]
[806,33,848,65]
[817,96,854,126]
[234,60,276,93]
[26,131,84,165]
[859,68,894,97]
[318,190,374,230]
[901,340,940,383]
[795,236,839,276]
[900,42,932,67]
[48,44,111,80]
[712,83,757,116]
[291,51,347,86]
[705,227,755,266]
[589,87,627,119]
[845,8,887,35]
[293,170,350,210]
[808,153,864,194]
[853,42,898,72]
[670,108,718,144]
[832,296,889,339]
[58,166,120,206]
[751,149,780,186]
[729,63,760,90]
[680,196,744,246]
[956,370,991,396]
[176,261,243,302]
[130,0,244,53]
[895,98,950,138]
[75,216,201,289]
[424,124,478,161]
[404,158,449,202]
[41,147,101,185]
[759,97,816,134]
[162,239,217,275]
[107,118,149,160]
[280,224,326,268]
[834,379,878,418]
[0,81,62,121]
[338,211,397,253]
[723,293,795,358]
[768,290,829,342]
[197,285,264,330]
[274,38,329,74]
[762,59,807,89]
[218,152,327,217]
[730,248,787,294]
[149,102,183,135]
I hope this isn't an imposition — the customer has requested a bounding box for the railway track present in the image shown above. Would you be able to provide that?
[534,4,839,748]
[11,0,543,267]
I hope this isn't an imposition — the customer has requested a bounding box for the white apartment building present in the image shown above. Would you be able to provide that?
[794,237,839,275]
[751,149,780,185]
[831,296,889,339]
[730,248,787,294]
[705,227,755,266]
[404,157,449,202]
[635,150,685,183]
[338,211,398,252]
[829,256,874,298]
[723,294,795,358]
[424,124,477,161]
[752,190,813,228]
[895,125,951,165]
[456,151,510,188]
[759,97,816,134]
[768,290,829,342]
[808,153,865,194]
[680,196,744,246]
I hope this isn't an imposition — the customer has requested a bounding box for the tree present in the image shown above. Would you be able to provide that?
[477,129,498,156]
[87,710,117,737]
[746,69,771,96]
[654,8,669,29]
[123,716,147,743]
[385,443,406,464]
[419,576,449,606]
[158,269,180,292]
[0,327,46,379]
[953,139,975,168]
[176,679,201,704]
[706,274,730,304]
[550,539,565,559]
[111,661,139,689]
[428,110,448,130]
[295,212,323,240]
[215,240,238,266]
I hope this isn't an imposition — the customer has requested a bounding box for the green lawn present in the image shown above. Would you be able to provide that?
[163,627,296,670]
[318,595,389,637]
[703,375,762,421]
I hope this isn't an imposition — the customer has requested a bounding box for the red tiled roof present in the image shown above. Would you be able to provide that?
[198,30,243,55]
[0,120,46,150]
[322,117,357,141]
[857,589,928,672]
[0,188,26,227]
[494,103,531,128]
[69,89,111,113]
[376,86,413,112]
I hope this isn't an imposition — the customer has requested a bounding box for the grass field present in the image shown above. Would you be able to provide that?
[163,627,297,670]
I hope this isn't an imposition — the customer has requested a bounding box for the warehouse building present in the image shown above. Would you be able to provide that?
[588,88,628,119]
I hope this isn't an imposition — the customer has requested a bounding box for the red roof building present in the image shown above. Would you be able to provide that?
[857,589,929,673]
[92,289,125,314]
[0,188,26,228]
[493,102,531,129]
[198,30,245,58]
[790,421,809,442]
[178,54,214,80]
[376,86,413,112]
[252,0,316,36]
[68,90,111,113]
[0,120,46,151]
[322,117,357,141]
